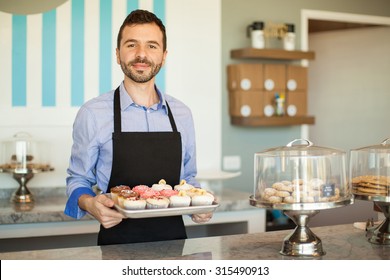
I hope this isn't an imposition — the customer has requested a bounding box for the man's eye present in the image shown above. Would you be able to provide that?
[149,45,157,49]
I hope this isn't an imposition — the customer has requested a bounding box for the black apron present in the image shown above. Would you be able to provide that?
[97,87,187,245]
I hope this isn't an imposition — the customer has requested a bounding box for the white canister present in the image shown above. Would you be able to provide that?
[283,23,295,51]
[247,21,265,49]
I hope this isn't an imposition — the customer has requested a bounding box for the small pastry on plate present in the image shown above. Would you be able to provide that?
[110,185,131,204]
[151,179,172,191]
[169,190,191,207]
[132,185,150,195]
[117,189,139,208]
[146,195,170,209]
[174,179,194,191]
[191,189,214,206]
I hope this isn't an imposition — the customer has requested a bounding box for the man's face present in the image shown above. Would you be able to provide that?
[116,23,167,83]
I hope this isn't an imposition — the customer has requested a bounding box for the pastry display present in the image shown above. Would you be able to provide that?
[117,189,140,208]
[174,179,195,191]
[110,185,131,204]
[159,189,179,197]
[253,139,350,206]
[350,138,390,198]
[351,175,390,196]
[132,185,150,195]
[349,138,390,245]
[0,132,54,203]
[251,139,352,257]
[260,178,341,204]
[111,179,217,215]
[146,196,170,209]
[191,189,215,206]
[151,179,172,191]
[169,190,191,207]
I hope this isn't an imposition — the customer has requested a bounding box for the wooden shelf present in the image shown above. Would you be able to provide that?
[231,48,315,60]
[231,116,315,127]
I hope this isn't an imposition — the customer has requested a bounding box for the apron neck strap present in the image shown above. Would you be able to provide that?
[113,86,178,133]
[114,87,122,132]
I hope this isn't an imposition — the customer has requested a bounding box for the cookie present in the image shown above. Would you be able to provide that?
[275,190,290,198]
[267,196,283,203]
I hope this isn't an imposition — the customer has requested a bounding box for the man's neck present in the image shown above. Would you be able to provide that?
[123,79,159,108]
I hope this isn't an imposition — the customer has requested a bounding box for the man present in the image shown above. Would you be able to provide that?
[64,9,212,245]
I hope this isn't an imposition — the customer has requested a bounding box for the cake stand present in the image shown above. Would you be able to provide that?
[0,165,54,203]
[250,196,352,257]
[354,194,390,245]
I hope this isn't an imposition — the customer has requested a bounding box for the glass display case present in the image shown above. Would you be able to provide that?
[0,132,53,203]
[250,139,352,256]
[350,138,390,245]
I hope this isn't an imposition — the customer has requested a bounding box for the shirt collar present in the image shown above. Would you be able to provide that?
[119,82,168,115]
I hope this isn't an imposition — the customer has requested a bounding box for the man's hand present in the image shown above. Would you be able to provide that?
[78,194,125,228]
[191,212,213,224]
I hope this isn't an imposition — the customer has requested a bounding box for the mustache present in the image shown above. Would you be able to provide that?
[130,57,152,66]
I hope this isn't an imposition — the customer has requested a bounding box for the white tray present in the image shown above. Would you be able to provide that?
[115,202,219,219]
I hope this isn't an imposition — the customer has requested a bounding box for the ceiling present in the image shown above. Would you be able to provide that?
[309,19,382,33]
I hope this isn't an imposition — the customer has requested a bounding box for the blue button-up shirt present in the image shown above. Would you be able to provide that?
[64,82,199,219]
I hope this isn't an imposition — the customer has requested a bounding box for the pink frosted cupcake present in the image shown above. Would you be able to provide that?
[160,189,178,198]
[132,185,150,195]
[140,188,160,199]
[169,190,191,208]
[110,185,131,204]
[146,195,170,209]
[151,179,172,191]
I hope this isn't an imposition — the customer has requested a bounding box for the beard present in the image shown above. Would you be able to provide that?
[120,57,162,83]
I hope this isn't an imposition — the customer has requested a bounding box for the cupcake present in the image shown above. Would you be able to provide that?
[110,185,131,204]
[146,195,170,209]
[169,190,191,208]
[122,196,146,210]
[160,189,178,198]
[191,189,214,206]
[151,179,172,191]
[132,185,150,195]
[185,187,204,198]
[139,188,160,199]
[117,189,139,208]
[174,179,195,191]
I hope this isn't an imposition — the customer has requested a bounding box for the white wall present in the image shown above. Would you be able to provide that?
[307,26,390,226]
[0,0,221,190]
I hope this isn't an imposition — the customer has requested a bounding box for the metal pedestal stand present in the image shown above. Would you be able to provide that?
[281,210,324,256]
[0,167,54,204]
[12,171,35,203]
[363,200,390,245]
[250,195,352,257]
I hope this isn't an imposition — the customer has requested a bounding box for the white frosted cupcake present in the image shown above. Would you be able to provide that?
[151,179,172,191]
[169,190,191,208]
[174,179,195,192]
[191,189,214,206]
[123,197,146,210]
[185,187,205,198]
[146,196,170,209]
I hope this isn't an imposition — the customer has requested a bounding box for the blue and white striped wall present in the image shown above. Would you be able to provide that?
[0,0,166,110]
[0,0,221,188]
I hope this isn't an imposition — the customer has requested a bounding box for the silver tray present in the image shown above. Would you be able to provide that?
[115,202,219,219]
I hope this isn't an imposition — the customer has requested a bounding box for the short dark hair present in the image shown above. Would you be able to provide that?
[116,9,167,51]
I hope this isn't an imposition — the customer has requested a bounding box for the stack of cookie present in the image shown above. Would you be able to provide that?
[352,175,390,196]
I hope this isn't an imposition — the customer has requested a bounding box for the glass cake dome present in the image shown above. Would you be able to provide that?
[253,139,351,209]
